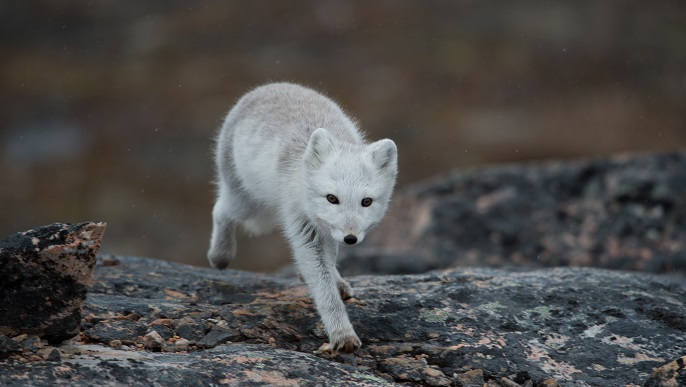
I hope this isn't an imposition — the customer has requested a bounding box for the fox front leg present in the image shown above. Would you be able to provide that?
[289,227,361,352]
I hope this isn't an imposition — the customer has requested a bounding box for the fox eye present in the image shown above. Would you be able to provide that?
[361,198,373,207]
[326,194,339,204]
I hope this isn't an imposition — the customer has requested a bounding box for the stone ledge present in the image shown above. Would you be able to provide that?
[1,255,683,386]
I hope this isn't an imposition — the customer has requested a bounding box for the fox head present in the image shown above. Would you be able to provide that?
[302,128,398,246]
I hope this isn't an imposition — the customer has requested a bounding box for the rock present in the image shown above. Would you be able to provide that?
[170,338,191,352]
[1,255,683,385]
[174,317,206,342]
[107,340,122,349]
[149,324,174,341]
[143,331,165,352]
[342,150,686,275]
[18,335,44,352]
[455,368,485,387]
[0,335,21,359]
[379,356,452,386]
[83,320,147,344]
[0,222,106,343]
[38,347,61,362]
[196,325,241,349]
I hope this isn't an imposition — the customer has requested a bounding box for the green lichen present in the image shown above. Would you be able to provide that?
[523,306,552,320]
[351,372,388,384]
[419,308,455,324]
[478,301,508,314]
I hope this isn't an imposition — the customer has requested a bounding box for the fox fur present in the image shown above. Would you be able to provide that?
[208,82,398,352]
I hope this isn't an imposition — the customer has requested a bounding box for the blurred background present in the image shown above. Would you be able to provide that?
[1,1,685,271]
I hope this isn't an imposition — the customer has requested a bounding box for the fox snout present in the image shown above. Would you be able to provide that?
[343,234,357,245]
[339,230,364,246]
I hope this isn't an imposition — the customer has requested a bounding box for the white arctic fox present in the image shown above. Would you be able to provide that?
[208,82,398,352]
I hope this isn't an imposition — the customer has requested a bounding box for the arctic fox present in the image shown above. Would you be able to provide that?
[208,82,398,352]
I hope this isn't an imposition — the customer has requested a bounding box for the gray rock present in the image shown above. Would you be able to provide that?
[196,325,241,349]
[1,255,682,386]
[0,335,21,359]
[39,347,62,362]
[149,324,174,341]
[143,331,165,351]
[343,150,686,275]
[0,222,106,342]
[174,316,206,342]
[83,320,148,344]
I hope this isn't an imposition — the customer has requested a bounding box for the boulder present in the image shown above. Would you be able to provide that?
[0,255,683,386]
[0,222,106,343]
[342,150,686,275]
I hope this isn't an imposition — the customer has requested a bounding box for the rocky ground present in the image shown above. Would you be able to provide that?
[1,151,686,386]
[1,255,685,386]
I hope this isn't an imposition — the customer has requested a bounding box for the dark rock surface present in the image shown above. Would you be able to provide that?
[1,255,684,386]
[0,222,106,343]
[344,150,686,275]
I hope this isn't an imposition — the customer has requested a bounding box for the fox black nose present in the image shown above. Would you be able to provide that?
[343,234,358,245]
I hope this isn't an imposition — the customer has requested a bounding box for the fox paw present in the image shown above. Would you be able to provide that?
[207,250,233,270]
[337,279,354,300]
[330,332,361,353]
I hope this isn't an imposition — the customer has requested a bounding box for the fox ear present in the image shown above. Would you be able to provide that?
[369,139,398,173]
[304,128,334,168]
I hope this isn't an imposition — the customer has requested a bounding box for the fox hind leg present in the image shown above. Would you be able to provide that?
[207,192,241,270]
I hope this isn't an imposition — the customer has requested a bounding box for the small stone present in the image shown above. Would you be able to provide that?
[151,318,174,326]
[0,334,22,358]
[196,325,240,349]
[149,324,174,341]
[314,342,334,356]
[171,338,190,351]
[499,377,524,387]
[423,367,451,386]
[143,331,165,351]
[109,340,122,349]
[38,348,61,362]
[11,334,28,343]
[27,354,43,362]
[174,317,205,341]
[378,357,427,383]
[20,335,43,352]
[455,369,485,387]
[84,320,147,343]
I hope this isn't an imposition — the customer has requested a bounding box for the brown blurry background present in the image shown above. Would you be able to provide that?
[1,1,685,271]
